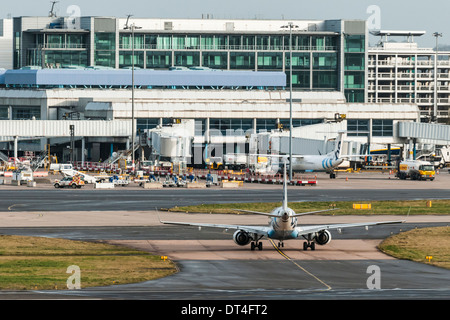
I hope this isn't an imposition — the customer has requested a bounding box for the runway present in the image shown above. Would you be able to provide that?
[0,173,449,301]
[1,187,450,212]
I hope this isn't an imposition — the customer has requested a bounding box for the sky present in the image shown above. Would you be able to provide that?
[3,0,450,47]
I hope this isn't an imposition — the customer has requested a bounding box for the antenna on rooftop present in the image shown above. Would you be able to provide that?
[49,1,59,18]
[124,14,133,29]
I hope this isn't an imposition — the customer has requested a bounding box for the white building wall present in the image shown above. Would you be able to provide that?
[0,19,13,69]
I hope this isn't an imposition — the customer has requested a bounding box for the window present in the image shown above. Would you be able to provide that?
[195,119,206,136]
[230,52,255,69]
[345,90,365,103]
[156,36,172,50]
[174,52,200,67]
[345,53,365,70]
[345,72,365,89]
[285,52,310,69]
[284,36,310,50]
[345,35,365,53]
[313,71,338,89]
[119,51,145,69]
[120,34,145,50]
[202,52,228,69]
[0,106,8,120]
[372,120,393,137]
[47,34,64,48]
[347,119,369,137]
[279,119,322,129]
[12,107,41,120]
[137,119,160,131]
[288,71,310,88]
[210,119,253,136]
[257,52,283,70]
[67,34,86,49]
[312,36,325,50]
[313,52,337,70]
[201,35,227,50]
[256,36,269,50]
[95,33,115,50]
[95,33,116,67]
[270,36,283,50]
[94,50,115,67]
[256,119,277,132]
[44,50,88,68]
[147,51,172,69]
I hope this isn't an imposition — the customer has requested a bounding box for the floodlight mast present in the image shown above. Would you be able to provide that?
[124,15,142,172]
[281,22,299,181]
[433,32,443,123]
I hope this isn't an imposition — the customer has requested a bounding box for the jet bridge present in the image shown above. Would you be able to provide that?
[0,120,132,160]
[398,122,450,144]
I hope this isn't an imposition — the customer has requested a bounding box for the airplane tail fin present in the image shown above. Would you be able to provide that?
[329,131,344,160]
[282,161,288,211]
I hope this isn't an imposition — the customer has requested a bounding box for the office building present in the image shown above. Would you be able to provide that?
[12,16,367,103]
[368,30,450,123]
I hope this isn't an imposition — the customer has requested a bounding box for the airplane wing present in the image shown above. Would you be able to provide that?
[249,154,305,160]
[295,220,405,236]
[232,208,339,217]
[160,220,271,237]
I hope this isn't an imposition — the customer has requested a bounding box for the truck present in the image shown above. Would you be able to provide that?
[396,160,435,181]
[224,154,248,170]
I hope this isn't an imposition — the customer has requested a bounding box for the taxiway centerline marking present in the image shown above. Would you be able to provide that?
[269,239,332,291]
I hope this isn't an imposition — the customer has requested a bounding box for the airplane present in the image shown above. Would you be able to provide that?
[160,162,405,251]
[255,131,353,179]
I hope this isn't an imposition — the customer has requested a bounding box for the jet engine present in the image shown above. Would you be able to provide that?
[233,230,252,246]
[314,230,332,246]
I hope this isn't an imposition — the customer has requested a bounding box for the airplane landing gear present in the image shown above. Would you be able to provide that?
[251,241,263,251]
[303,241,315,251]
[251,234,263,251]
[277,241,284,248]
[302,234,316,250]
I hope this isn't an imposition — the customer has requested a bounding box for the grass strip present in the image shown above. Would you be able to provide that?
[168,199,450,215]
[379,227,450,270]
[0,235,177,290]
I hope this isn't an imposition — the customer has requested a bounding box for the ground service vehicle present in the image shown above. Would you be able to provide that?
[54,176,85,188]
[206,157,224,170]
[397,160,435,181]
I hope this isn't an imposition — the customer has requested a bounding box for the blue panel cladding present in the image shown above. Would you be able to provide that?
[3,69,286,87]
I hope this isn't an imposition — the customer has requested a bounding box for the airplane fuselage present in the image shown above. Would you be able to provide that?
[291,155,344,172]
[267,207,299,240]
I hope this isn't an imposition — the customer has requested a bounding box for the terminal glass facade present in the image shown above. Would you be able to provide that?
[95,33,116,67]
[344,35,366,102]
[14,17,368,99]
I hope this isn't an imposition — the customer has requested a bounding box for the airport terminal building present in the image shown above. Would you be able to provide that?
[1,15,447,163]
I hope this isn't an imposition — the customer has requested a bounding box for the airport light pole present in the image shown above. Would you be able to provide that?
[281,22,299,181]
[433,32,442,123]
[124,16,141,172]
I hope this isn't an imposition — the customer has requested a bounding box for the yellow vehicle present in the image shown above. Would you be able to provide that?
[397,160,435,181]
[206,157,224,170]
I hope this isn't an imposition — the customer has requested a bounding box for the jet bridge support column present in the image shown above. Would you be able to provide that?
[14,136,18,159]
[81,138,86,166]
